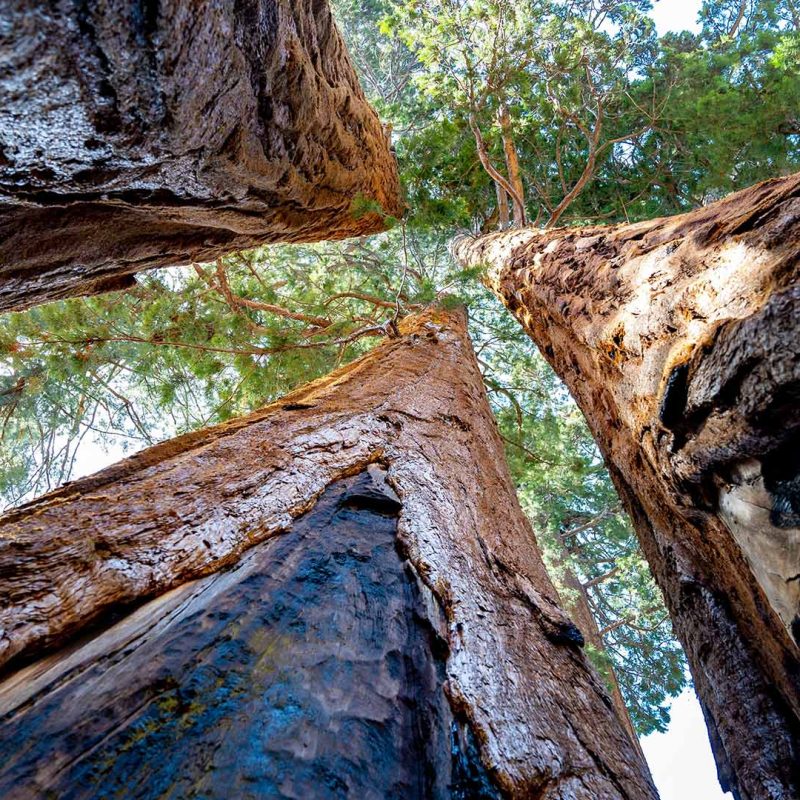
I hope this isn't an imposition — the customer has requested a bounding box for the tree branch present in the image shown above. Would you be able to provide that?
[469,114,526,227]
[583,566,620,590]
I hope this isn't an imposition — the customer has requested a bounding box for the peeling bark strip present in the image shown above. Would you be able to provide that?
[453,173,800,800]
[0,309,656,798]
[0,0,402,312]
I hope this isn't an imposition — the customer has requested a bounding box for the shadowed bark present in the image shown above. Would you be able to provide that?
[0,470,501,799]
[453,173,800,800]
[0,0,402,312]
[0,309,657,799]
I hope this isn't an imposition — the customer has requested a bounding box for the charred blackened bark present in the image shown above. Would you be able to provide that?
[0,0,402,312]
[453,173,800,800]
[0,309,656,799]
[0,471,497,799]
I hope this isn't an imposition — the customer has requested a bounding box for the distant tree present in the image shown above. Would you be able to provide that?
[642,0,800,211]
[369,0,799,229]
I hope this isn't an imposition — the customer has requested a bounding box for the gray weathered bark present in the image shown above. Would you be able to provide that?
[0,308,656,799]
[0,0,402,312]
[453,173,800,800]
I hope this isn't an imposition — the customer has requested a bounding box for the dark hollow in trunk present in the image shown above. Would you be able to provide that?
[0,0,402,312]
[453,173,800,800]
[0,308,657,798]
[0,471,498,799]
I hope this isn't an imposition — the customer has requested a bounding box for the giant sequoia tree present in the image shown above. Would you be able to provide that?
[0,231,686,742]
[0,0,402,312]
[0,309,657,799]
[454,173,800,800]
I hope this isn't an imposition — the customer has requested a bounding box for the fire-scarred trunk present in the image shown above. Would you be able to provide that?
[0,0,402,312]
[0,308,656,799]
[453,173,800,800]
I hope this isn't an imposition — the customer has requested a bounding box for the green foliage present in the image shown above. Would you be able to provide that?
[349,193,400,227]
[368,0,800,227]
[648,7,800,206]
[383,0,665,226]
[0,230,471,506]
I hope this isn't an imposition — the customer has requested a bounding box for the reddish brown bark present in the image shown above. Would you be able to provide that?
[0,309,656,799]
[559,564,645,759]
[498,103,526,227]
[0,0,402,312]
[454,173,800,800]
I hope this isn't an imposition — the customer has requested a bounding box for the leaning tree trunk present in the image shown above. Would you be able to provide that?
[0,309,656,799]
[0,0,402,312]
[559,563,645,760]
[453,173,800,800]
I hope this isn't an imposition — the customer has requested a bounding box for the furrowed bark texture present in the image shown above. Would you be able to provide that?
[0,309,657,799]
[453,173,800,800]
[0,0,402,312]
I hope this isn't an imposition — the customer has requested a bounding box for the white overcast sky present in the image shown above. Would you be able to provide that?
[651,0,704,35]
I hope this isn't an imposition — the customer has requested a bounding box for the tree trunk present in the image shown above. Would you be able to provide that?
[496,180,511,229]
[498,104,526,227]
[559,563,644,759]
[453,172,800,800]
[0,0,402,313]
[0,309,656,799]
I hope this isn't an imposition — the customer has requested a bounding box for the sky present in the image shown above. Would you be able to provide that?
[40,2,734,798]
[650,0,704,36]
[641,688,732,799]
